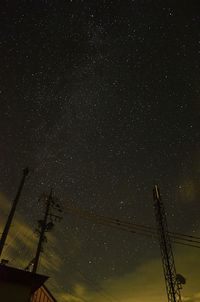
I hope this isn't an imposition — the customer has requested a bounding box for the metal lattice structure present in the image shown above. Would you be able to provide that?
[153,185,182,302]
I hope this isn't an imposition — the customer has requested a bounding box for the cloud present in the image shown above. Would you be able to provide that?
[57,239,200,302]
[0,192,63,274]
[57,283,88,302]
[41,233,63,272]
[1,192,200,302]
[59,291,84,302]
[0,192,11,213]
[177,180,197,203]
[0,192,36,266]
[55,258,165,302]
[86,257,165,302]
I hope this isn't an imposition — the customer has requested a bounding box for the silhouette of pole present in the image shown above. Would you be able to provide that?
[0,167,29,258]
[32,190,52,274]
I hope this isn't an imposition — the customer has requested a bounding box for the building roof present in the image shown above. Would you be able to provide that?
[43,285,58,302]
[0,264,48,293]
[32,285,58,302]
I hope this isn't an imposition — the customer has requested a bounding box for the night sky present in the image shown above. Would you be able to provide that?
[0,1,200,302]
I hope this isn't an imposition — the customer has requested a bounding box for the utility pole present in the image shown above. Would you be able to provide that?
[32,190,62,274]
[153,184,182,302]
[0,167,29,258]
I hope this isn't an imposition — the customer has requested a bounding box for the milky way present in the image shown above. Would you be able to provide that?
[0,1,200,301]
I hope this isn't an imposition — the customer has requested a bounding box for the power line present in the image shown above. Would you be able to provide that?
[63,205,200,249]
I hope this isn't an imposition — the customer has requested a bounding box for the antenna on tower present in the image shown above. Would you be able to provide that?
[153,184,182,302]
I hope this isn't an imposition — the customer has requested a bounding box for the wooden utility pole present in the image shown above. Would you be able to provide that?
[32,190,62,274]
[32,190,52,274]
[0,167,29,258]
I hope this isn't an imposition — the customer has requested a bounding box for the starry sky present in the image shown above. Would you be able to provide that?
[0,1,200,302]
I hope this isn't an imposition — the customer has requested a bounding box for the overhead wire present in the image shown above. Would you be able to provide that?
[63,205,200,249]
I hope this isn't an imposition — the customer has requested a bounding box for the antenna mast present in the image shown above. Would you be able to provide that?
[0,167,29,258]
[153,185,182,302]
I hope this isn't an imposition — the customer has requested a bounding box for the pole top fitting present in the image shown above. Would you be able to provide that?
[153,184,161,201]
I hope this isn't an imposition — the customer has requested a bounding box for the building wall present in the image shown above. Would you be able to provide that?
[0,281,31,302]
[31,286,57,302]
